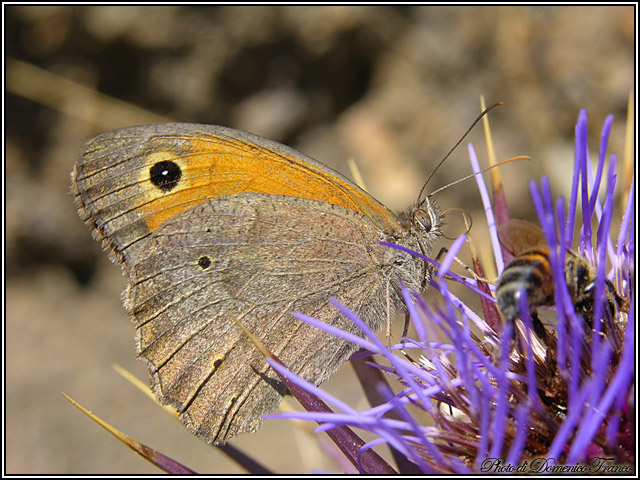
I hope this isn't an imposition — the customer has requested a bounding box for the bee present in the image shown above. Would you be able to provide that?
[495,219,627,336]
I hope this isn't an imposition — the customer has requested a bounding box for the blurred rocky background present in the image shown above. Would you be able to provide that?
[6,5,634,474]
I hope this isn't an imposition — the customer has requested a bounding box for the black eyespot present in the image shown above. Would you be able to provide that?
[150,161,182,192]
[198,255,212,269]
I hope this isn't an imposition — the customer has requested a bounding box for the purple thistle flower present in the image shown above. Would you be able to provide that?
[275,109,634,474]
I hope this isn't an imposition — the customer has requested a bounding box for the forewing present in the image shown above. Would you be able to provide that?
[72,123,400,267]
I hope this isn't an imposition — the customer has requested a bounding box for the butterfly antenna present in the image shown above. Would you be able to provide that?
[415,101,503,207]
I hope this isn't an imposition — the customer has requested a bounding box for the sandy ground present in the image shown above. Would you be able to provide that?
[5,5,634,474]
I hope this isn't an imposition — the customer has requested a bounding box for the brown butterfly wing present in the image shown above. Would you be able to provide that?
[72,123,401,268]
[72,124,428,444]
[126,193,422,443]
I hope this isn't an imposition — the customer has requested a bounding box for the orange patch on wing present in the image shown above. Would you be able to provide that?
[138,136,400,233]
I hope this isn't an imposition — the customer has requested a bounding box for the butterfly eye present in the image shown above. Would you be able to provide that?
[413,208,432,233]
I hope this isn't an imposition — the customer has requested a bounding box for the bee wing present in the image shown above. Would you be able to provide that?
[498,218,548,255]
